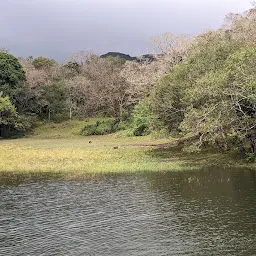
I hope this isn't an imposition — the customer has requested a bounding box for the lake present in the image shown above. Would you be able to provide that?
[0,169,256,255]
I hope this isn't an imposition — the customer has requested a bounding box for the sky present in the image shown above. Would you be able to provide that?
[0,0,253,61]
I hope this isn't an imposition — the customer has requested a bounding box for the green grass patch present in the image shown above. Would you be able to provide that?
[30,118,110,139]
[0,135,255,180]
[0,118,254,181]
[0,136,182,175]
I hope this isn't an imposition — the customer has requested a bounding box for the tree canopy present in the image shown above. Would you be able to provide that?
[0,52,26,88]
[149,16,256,154]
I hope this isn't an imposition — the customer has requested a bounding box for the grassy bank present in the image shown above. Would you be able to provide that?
[0,119,255,179]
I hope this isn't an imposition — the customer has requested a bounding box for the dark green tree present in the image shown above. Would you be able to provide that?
[0,94,31,138]
[0,52,26,105]
[41,81,68,121]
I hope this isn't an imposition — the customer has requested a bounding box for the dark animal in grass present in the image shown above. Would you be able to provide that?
[89,141,92,144]
[113,146,118,149]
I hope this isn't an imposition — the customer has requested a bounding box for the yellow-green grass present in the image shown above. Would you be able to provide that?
[0,135,178,174]
[30,118,110,139]
[0,119,255,180]
[1,135,255,178]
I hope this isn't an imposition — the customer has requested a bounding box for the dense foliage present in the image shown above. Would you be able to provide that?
[0,52,26,87]
[0,52,27,109]
[148,8,256,156]
[0,95,32,138]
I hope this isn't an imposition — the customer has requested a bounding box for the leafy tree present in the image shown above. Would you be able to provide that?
[0,52,28,114]
[0,52,26,101]
[0,94,31,138]
[149,13,256,155]
[178,42,255,153]
[41,81,68,121]
[225,43,256,153]
[32,56,56,69]
[151,66,187,134]
[132,98,155,136]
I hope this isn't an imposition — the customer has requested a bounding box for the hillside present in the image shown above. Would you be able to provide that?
[100,52,155,62]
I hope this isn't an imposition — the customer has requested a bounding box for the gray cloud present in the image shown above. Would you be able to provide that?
[0,0,252,60]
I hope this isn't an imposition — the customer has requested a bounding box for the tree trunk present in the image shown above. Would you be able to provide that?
[119,104,123,121]
[69,107,72,120]
[250,140,256,155]
[247,133,256,155]
[219,125,228,151]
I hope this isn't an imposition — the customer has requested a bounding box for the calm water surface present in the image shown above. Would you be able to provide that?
[0,169,256,255]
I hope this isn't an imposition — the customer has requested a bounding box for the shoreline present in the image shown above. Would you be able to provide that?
[0,135,255,183]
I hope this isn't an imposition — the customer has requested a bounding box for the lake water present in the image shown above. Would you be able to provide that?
[0,169,256,255]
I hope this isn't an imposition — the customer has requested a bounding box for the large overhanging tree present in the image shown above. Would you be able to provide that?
[179,42,256,153]
[150,26,256,154]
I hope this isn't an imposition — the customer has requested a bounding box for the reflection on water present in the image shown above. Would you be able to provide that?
[0,171,64,186]
[0,169,256,255]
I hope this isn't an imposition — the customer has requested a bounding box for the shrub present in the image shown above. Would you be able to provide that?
[81,119,120,136]
[131,98,153,136]
[245,153,256,163]
[0,95,34,138]
[114,129,134,138]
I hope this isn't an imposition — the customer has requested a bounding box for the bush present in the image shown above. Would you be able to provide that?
[0,52,26,87]
[52,113,69,123]
[245,153,256,163]
[0,95,35,138]
[131,98,154,136]
[0,115,35,138]
[114,129,134,138]
[81,119,120,136]
[133,124,148,136]
[32,56,56,69]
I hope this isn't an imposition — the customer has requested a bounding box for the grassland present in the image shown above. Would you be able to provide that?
[0,119,255,181]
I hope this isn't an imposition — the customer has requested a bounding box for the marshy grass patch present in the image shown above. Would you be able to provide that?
[0,118,255,180]
[1,135,255,178]
[0,134,195,176]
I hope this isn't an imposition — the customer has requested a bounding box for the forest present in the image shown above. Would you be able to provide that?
[0,7,255,162]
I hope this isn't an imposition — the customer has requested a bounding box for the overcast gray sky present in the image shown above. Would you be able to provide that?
[0,0,252,60]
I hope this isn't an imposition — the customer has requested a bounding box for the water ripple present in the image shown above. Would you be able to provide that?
[0,170,256,255]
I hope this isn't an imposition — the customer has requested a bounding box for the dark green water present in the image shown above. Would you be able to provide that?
[0,169,256,255]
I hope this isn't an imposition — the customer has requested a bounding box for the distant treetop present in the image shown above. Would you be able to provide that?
[32,56,56,69]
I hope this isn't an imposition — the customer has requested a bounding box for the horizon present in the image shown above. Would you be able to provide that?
[0,0,253,61]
